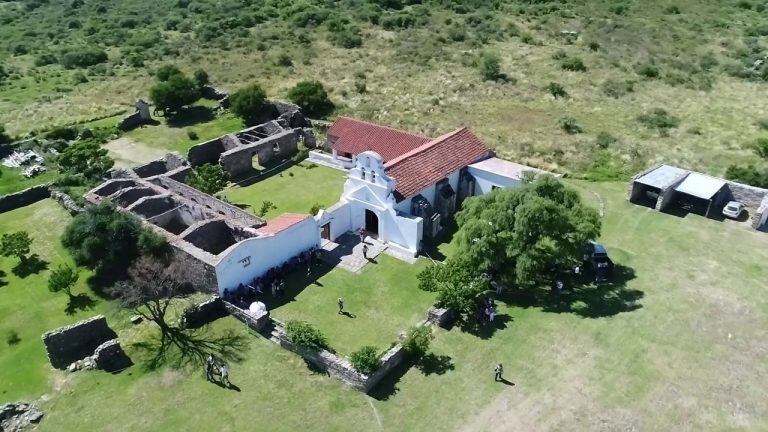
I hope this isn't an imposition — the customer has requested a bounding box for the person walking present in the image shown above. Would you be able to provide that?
[358,228,365,244]
[205,355,215,381]
[362,243,369,259]
[338,297,344,314]
[494,363,504,382]
[220,364,230,387]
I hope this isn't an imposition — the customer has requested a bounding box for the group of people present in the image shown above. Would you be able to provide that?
[476,296,497,324]
[222,247,322,308]
[206,355,231,387]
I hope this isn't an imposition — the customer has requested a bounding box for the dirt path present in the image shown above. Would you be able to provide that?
[104,137,168,168]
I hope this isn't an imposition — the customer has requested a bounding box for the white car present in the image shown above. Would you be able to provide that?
[723,201,745,219]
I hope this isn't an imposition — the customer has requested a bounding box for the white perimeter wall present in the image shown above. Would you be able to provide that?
[214,217,320,294]
[468,166,523,195]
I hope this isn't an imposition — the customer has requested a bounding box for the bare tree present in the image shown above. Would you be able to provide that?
[109,256,246,370]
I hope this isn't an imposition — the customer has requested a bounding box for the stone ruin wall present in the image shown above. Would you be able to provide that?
[0,184,51,213]
[220,130,301,178]
[41,315,117,369]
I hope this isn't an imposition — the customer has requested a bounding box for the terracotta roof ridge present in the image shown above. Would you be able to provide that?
[384,127,468,168]
[333,117,433,140]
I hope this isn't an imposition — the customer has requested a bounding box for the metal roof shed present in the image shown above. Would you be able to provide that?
[673,173,728,217]
[629,165,689,207]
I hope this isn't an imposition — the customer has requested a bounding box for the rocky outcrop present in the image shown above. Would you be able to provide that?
[0,403,43,431]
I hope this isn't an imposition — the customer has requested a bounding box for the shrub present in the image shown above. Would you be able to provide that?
[187,130,199,140]
[725,164,768,188]
[45,126,79,141]
[60,47,108,69]
[285,320,328,350]
[193,69,209,88]
[751,137,768,158]
[230,83,267,125]
[588,41,600,51]
[72,71,88,84]
[34,53,58,66]
[186,163,229,195]
[257,200,276,217]
[560,56,587,72]
[349,346,381,374]
[636,108,680,132]
[287,81,334,118]
[636,63,660,78]
[756,118,768,130]
[291,145,310,163]
[665,5,681,14]
[545,82,568,99]
[0,125,12,145]
[150,72,200,114]
[595,132,617,149]
[273,52,293,67]
[478,51,501,81]
[309,203,322,216]
[6,330,20,346]
[155,64,183,81]
[559,117,583,134]
[520,33,535,44]
[601,79,634,98]
[402,325,433,358]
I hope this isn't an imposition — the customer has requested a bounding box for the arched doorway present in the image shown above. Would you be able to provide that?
[364,209,379,236]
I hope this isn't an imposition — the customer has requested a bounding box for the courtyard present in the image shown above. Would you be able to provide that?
[224,162,346,219]
[265,254,436,356]
[1,181,765,430]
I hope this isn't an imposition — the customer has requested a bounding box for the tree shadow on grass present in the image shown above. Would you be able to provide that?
[131,325,248,372]
[165,106,216,128]
[459,314,513,340]
[503,264,643,318]
[11,254,48,278]
[64,293,96,315]
[416,353,455,376]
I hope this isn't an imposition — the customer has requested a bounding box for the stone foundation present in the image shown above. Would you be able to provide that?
[41,315,117,369]
[1,403,43,432]
[92,339,133,372]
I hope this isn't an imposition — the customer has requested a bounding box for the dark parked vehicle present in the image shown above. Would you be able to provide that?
[584,241,614,283]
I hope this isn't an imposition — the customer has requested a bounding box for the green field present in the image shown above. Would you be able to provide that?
[0,199,115,401]
[0,182,761,430]
[224,163,347,220]
[2,1,768,180]
[0,166,58,196]
[270,256,435,356]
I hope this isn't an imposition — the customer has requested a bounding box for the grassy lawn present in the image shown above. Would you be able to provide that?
[224,163,347,220]
[268,256,436,356]
[123,106,244,157]
[3,182,768,430]
[0,200,116,401]
[0,166,58,196]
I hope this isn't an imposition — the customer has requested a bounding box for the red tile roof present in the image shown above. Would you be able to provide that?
[256,213,310,235]
[327,117,432,162]
[385,128,491,202]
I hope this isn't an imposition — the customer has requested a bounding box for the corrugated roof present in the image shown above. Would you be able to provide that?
[256,213,310,235]
[635,164,688,189]
[385,128,491,202]
[674,172,726,199]
[468,157,545,180]
[327,117,432,162]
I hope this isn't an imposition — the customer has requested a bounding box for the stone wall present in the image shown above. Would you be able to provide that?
[41,315,117,369]
[426,306,455,328]
[180,296,227,329]
[188,138,226,167]
[222,300,270,332]
[219,130,300,177]
[270,318,407,393]
[92,339,132,373]
[0,184,51,213]
[150,177,264,227]
[51,190,84,215]
[169,244,219,291]
[725,181,768,209]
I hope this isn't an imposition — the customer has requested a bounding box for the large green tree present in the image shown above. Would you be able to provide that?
[230,83,267,125]
[418,258,489,319]
[287,81,334,118]
[62,202,166,284]
[452,175,601,289]
[186,163,228,195]
[0,231,33,263]
[57,140,114,179]
[150,72,200,115]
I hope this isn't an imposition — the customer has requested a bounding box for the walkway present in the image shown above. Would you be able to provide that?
[320,232,387,273]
